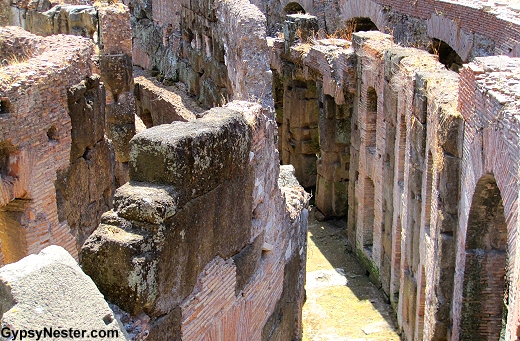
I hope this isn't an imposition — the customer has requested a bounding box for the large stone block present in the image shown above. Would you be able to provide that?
[283,14,319,53]
[55,138,114,250]
[113,182,179,224]
[129,107,252,199]
[108,123,136,163]
[232,232,263,295]
[82,107,254,318]
[99,54,134,97]
[0,246,128,340]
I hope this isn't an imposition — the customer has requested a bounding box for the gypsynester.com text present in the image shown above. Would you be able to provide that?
[1,326,120,340]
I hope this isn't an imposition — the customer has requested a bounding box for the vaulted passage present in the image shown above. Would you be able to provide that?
[429,39,464,72]
[461,174,509,341]
[303,210,400,340]
[347,17,378,32]
[366,87,377,151]
[0,143,28,265]
[363,177,375,254]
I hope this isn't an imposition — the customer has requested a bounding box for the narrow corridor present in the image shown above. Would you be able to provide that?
[303,208,401,341]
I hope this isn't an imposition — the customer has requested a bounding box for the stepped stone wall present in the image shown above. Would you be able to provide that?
[81,102,309,341]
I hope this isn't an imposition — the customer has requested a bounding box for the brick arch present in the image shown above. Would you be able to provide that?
[283,2,306,14]
[426,13,473,62]
[452,120,520,341]
[347,17,378,32]
[280,0,313,17]
[460,173,508,341]
[339,0,386,32]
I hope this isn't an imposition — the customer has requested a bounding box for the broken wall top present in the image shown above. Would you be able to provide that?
[0,26,94,102]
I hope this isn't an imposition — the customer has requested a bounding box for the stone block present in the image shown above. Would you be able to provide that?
[83,107,255,318]
[283,14,318,53]
[232,232,263,295]
[108,123,136,163]
[129,108,251,198]
[114,182,179,224]
[80,213,155,315]
[146,307,181,341]
[99,54,134,97]
[82,165,253,317]
[67,75,106,161]
[0,246,128,340]
[106,92,136,125]
[97,4,132,55]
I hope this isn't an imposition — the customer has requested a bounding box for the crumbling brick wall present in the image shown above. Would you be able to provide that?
[253,0,520,60]
[452,56,520,341]
[0,0,137,261]
[0,27,109,263]
[273,17,520,340]
[1,1,137,164]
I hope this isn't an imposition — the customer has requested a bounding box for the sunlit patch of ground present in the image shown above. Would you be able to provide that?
[303,208,401,341]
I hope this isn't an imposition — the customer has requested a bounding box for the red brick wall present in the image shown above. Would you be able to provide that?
[338,0,520,59]
[0,28,97,262]
[272,29,520,341]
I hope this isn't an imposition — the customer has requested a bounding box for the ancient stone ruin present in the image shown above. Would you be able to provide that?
[1,0,520,339]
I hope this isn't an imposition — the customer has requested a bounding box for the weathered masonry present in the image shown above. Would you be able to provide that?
[272,10,520,341]
[1,0,520,339]
[0,0,309,339]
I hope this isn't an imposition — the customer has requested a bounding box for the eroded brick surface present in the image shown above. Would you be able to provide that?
[274,23,520,341]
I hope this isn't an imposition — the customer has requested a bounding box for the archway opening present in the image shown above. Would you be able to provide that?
[347,17,378,33]
[460,174,508,341]
[366,87,377,152]
[429,39,464,73]
[284,2,305,14]
[363,177,375,256]
[140,109,154,128]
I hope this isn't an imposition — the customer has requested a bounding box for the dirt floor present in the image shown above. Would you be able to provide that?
[302,208,401,341]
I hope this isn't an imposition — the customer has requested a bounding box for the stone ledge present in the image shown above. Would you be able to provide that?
[129,107,252,200]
